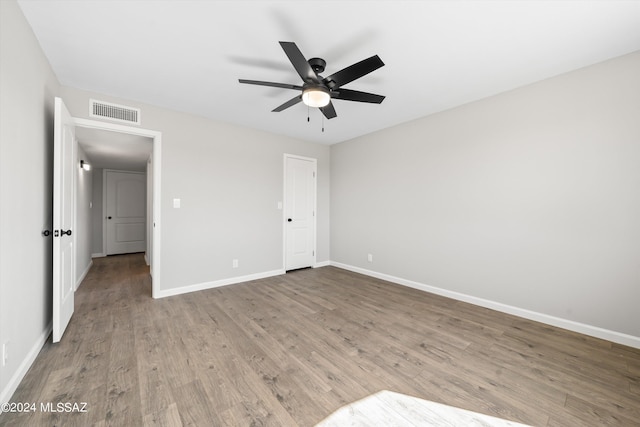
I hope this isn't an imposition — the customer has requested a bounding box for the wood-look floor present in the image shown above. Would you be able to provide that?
[2,254,639,426]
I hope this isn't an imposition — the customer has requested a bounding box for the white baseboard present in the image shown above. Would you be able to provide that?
[314,260,331,268]
[75,260,93,291]
[91,252,105,258]
[0,323,52,405]
[330,261,640,349]
[155,269,286,299]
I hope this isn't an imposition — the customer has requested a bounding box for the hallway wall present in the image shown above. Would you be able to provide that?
[0,0,60,403]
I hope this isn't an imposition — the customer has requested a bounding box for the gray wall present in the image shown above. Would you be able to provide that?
[60,86,331,293]
[91,168,104,256]
[0,0,60,402]
[75,144,93,284]
[331,51,640,339]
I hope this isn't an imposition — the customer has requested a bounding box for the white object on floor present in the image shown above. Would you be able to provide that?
[315,390,531,427]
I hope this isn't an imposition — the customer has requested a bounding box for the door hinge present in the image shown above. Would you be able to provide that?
[313,171,316,178]
[312,250,315,256]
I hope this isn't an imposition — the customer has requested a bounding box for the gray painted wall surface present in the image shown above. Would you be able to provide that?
[91,168,104,255]
[75,144,93,282]
[331,52,640,338]
[0,0,60,402]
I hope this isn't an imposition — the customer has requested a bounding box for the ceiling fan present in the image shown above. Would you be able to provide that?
[239,41,385,119]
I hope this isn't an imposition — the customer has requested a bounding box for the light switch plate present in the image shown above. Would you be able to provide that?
[173,198,181,208]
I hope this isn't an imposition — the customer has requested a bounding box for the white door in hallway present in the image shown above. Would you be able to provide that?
[105,170,146,255]
[53,97,75,343]
[285,155,317,270]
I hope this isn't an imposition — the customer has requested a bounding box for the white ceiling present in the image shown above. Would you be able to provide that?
[18,0,640,146]
[75,127,152,171]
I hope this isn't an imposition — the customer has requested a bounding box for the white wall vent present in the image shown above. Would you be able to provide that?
[89,99,141,125]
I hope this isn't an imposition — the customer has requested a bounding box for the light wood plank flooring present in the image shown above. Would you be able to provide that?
[1,254,639,426]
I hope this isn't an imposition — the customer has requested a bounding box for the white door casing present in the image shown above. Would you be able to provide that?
[284,155,317,271]
[105,170,146,255]
[53,97,75,343]
[146,156,153,267]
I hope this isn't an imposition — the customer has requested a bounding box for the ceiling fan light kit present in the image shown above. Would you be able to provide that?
[302,85,330,107]
[239,41,385,121]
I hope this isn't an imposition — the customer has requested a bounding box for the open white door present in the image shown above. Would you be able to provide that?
[53,97,75,343]
[284,155,317,270]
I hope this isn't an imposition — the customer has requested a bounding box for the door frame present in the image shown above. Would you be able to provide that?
[282,154,317,271]
[72,117,162,298]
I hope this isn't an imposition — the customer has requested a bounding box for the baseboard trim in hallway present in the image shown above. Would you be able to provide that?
[0,322,51,405]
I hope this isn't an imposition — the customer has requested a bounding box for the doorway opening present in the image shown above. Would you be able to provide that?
[72,116,162,298]
[54,97,162,343]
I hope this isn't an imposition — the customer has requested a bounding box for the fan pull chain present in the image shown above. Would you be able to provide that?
[307,104,310,122]
[322,114,324,133]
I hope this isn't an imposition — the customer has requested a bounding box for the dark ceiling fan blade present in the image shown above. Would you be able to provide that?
[279,41,319,83]
[319,101,337,119]
[239,79,303,90]
[272,95,303,112]
[331,88,385,104]
[323,55,385,89]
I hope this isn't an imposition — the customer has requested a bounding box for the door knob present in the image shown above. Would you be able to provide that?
[42,230,51,237]
[287,218,292,222]
[107,216,112,219]
[61,229,72,236]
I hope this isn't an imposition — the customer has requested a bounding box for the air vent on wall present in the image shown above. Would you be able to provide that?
[89,99,141,125]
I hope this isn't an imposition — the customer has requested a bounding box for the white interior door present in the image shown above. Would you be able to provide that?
[105,170,146,255]
[53,97,75,343]
[285,155,317,270]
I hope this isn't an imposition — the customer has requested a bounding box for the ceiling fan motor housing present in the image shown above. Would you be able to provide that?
[308,57,326,74]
